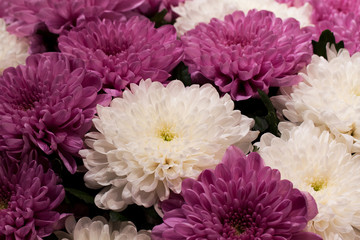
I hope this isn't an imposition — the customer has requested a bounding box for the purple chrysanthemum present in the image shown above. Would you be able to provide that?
[59,17,183,97]
[315,12,360,55]
[309,0,360,55]
[182,10,312,101]
[6,0,144,36]
[0,156,65,239]
[310,0,360,23]
[0,1,10,18]
[0,53,110,173]
[152,146,321,239]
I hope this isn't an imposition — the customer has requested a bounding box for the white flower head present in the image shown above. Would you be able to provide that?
[80,79,258,210]
[0,18,29,74]
[256,120,360,239]
[55,216,150,240]
[273,47,360,153]
[173,0,313,36]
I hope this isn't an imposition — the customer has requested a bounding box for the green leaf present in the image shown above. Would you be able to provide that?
[65,188,95,204]
[171,62,192,86]
[109,211,127,222]
[252,145,260,152]
[253,116,269,132]
[150,9,169,28]
[312,30,344,60]
[144,207,163,225]
[257,90,280,137]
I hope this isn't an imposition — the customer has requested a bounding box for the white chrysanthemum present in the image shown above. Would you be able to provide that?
[80,79,258,210]
[55,216,151,240]
[173,0,313,36]
[0,18,29,74]
[272,47,360,153]
[256,120,360,239]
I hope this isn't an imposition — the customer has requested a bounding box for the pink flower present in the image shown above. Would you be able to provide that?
[0,157,65,239]
[0,53,110,173]
[182,10,312,100]
[59,16,183,97]
[6,0,144,36]
[315,12,360,55]
[153,146,321,239]
[310,0,360,23]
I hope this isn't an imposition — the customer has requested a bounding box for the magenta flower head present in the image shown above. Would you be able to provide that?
[6,0,145,36]
[310,0,360,23]
[0,52,111,173]
[59,16,183,97]
[152,146,321,239]
[0,1,10,18]
[316,12,360,55]
[0,156,65,239]
[182,10,312,101]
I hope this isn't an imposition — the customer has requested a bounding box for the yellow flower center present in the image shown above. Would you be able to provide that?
[352,87,360,96]
[157,123,177,141]
[0,197,8,210]
[308,177,328,192]
[0,200,7,210]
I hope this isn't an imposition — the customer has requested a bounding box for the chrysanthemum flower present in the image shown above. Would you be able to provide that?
[310,0,360,23]
[55,216,151,240]
[272,47,360,152]
[173,0,313,36]
[0,52,111,173]
[0,157,65,239]
[59,17,183,97]
[0,18,29,74]
[182,10,312,100]
[0,1,10,18]
[152,146,321,239]
[309,0,360,55]
[6,0,144,36]
[80,80,258,210]
[315,13,360,55]
[256,120,360,239]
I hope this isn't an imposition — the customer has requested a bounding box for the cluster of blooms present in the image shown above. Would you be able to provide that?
[0,0,360,239]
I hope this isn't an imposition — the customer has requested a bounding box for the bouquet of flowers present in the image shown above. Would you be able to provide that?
[0,0,359,239]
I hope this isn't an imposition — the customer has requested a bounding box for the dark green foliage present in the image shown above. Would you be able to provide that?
[312,29,344,60]
[257,89,280,137]
[171,62,192,86]
[65,188,95,205]
[150,9,171,28]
